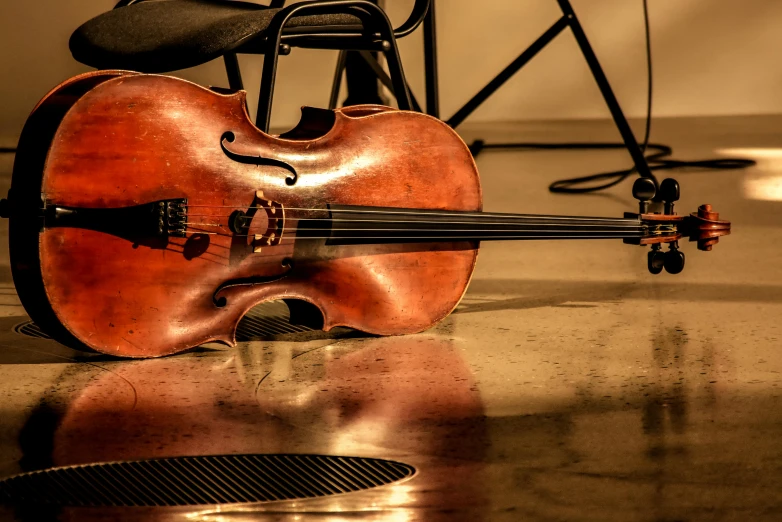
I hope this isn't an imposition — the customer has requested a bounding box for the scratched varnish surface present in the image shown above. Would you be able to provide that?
[1,116,782,521]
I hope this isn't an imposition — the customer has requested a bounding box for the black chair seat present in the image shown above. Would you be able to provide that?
[70,0,364,73]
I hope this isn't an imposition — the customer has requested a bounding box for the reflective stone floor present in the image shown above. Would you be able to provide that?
[1,116,781,521]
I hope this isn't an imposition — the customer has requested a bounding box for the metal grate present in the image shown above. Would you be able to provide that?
[13,321,51,339]
[235,301,315,341]
[0,454,415,506]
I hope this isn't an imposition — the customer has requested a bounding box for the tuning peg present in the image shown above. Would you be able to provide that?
[659,178,680,214]
[647,245,665,274]
[663,242,685,274]
[632,177,657,213]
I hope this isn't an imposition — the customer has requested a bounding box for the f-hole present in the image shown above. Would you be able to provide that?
[220,131,298,186]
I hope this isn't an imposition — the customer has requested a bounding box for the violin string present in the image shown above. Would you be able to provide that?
[182,222,672,235]
[232,215,644,227]
[182,234,656,242]
[184,230,644,240]
[184,224,648,231]
[182,222,651,232]
[181,230,651,239]
[185,214,644,229]
[181,203,674,239]
[301,222,644,229]
[232,227,647,233]
[182,216,645,228]
[183,204,639,223]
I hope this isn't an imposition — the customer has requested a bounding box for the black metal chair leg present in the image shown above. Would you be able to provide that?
[383,50,412,110]
[223,53,244,90]
[257,0,413,128]
[423,0,439,118]
[256,43,282,132]
[380,42,412,110]
[361,3,413,110]
[329,50,348,109]
[328,0,432,113]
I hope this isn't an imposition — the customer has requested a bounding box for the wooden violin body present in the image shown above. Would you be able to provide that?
[8,72,481,357]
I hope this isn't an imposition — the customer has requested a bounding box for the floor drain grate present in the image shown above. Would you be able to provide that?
[13,321,51,340]
[235,301,315,341]
[0,454,415,506]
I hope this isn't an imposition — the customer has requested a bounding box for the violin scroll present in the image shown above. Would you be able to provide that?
[685,204,731,251]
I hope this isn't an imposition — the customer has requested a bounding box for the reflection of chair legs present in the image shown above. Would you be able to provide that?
[442,0,653,177]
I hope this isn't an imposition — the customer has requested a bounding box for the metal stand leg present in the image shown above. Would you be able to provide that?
[446,16,569,128]
[446,0,652,178]
[557,0,651,177]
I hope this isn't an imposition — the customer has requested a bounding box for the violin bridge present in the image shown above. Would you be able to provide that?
[251,190,285,253]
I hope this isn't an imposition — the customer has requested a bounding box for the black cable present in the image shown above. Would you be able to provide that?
[470,0,755,194]
[0,148,16,154]
[640,0,652,157]
[634,0,652,171]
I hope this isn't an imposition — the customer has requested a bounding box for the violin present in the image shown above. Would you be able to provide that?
[1,71,730,358]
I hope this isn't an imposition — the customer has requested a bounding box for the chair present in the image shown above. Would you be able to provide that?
[70,0,434,132]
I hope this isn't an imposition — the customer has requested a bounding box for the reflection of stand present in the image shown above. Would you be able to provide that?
[445,0,653,178]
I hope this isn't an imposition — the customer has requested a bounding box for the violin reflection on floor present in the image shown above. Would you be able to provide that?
[18,336,489,519]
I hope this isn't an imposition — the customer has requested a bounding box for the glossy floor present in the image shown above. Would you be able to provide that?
[1,116,781,521]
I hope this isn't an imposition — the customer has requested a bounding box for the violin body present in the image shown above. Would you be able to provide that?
[10,71,481,357]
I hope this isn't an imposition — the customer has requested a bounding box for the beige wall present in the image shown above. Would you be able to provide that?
[1,0,780,145]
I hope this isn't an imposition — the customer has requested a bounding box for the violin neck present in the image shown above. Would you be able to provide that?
[309,205,645,244]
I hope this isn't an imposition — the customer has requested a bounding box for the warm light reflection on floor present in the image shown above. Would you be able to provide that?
[718,147,782,200]
[15,335,484,519]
